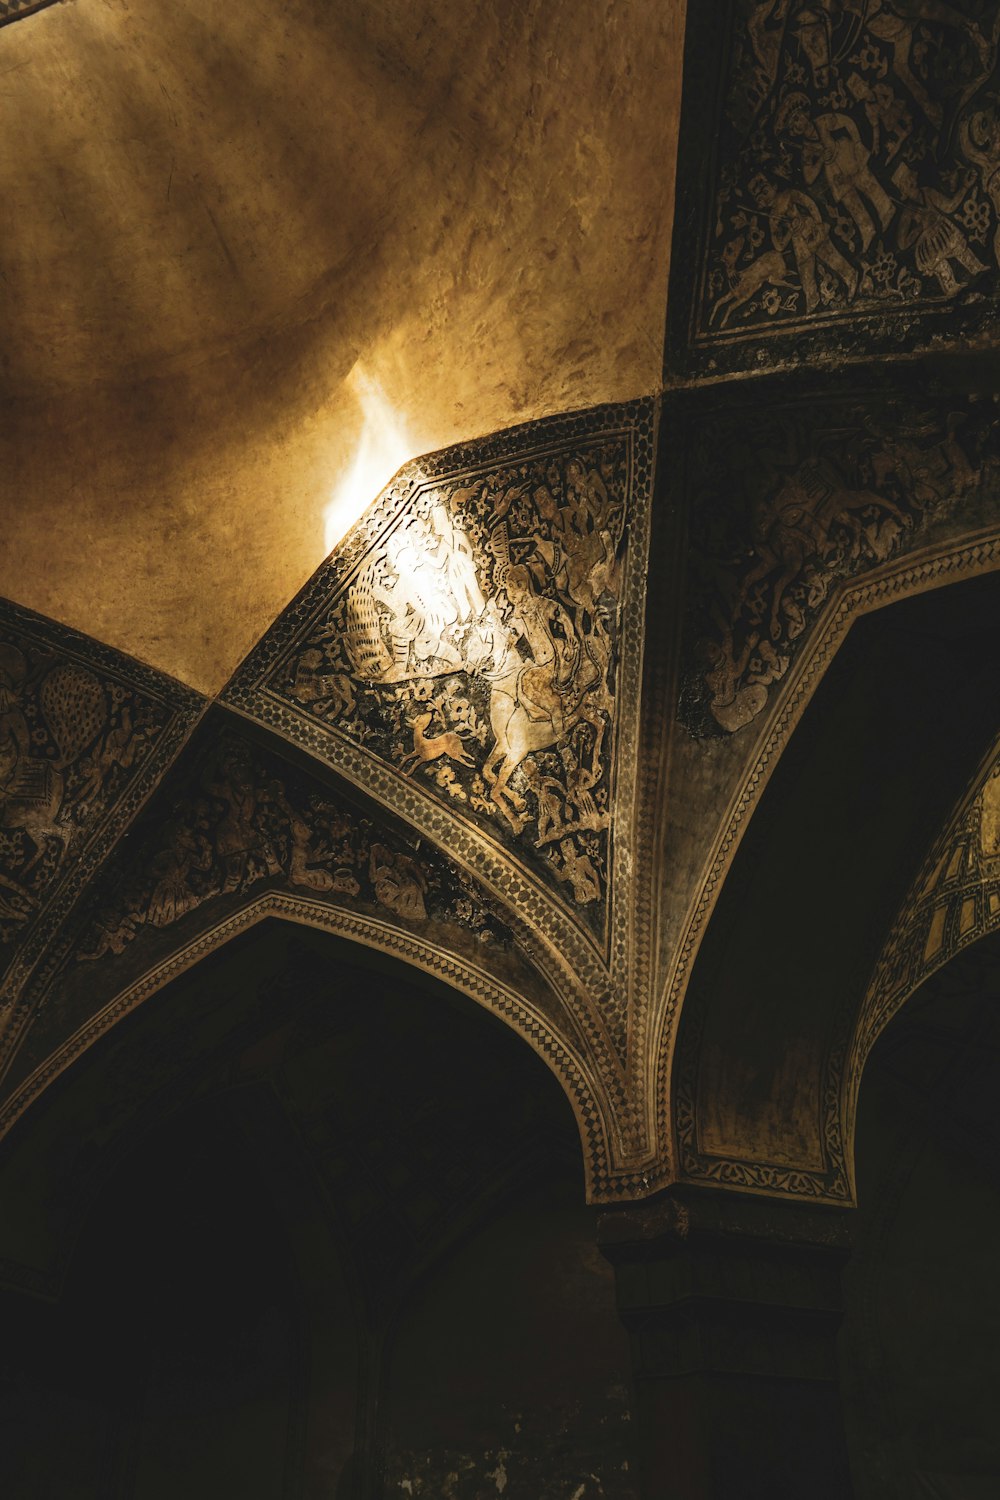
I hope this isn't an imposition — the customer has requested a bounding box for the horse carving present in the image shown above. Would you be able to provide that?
[480,568,613,833]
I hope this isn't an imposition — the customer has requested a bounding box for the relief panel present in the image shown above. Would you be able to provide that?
[2,723,542,1107]
[225,404,654,950]
[669,0,1000,377]
[74,732,513,967]
[678,386,1000,738]
[0,602,201,1002]
[0,712,632,1199]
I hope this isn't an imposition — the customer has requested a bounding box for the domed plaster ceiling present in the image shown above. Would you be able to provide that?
[0,0,686,693]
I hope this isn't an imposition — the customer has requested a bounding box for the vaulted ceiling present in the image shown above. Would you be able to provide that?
[1,0,1000,1219]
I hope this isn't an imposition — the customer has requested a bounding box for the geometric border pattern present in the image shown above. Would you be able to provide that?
[0,0,60,29]
[0,401,660,1205]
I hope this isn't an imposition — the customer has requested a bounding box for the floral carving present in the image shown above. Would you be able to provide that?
[76,738,511,964]
[0,624,182,964]
[254,438,633,929]
[692,0,1000,351]
[681,395,998,736]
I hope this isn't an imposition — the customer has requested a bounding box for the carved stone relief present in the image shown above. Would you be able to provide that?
[671,0,1000,375]
[654,390,1000,1207]
[0,403,656,1201]
[0,603,201,1002]
[226,403,654,955]
[659,538,1000,1209]
[679,391,999,737]
[0,721,636,1198]
[73,733,513,967]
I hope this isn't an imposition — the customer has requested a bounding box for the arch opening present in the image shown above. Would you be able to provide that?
[0,918,637,1497]
[673,568,1000,1196]
[839,928,1000,1497]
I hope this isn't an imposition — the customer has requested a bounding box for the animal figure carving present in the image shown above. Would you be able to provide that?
[288,648,356,721]
[399,711,477,776]
[712,249,795,328]
[275,444,629,910]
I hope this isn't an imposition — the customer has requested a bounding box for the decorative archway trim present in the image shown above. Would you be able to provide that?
[842,730,1000,1193]
[0,891,628,1201]
[658,526,1000,1200]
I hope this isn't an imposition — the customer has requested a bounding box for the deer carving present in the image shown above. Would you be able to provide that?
[399,710,476,776]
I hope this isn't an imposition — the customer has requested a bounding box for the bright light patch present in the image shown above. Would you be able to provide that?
[323,366,413,555]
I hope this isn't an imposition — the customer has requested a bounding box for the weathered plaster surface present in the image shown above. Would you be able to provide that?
[0,0,685,692]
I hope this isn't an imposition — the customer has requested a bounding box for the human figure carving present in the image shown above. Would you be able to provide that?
[481,556,612,834]
[846,71,909,162]
[751,173,857,310]
[560,744,607,835]
[746,0,796,107]
[521,757,566,846]
[868,412,976,504]
[777,93,895,252]
[289,448,625,902]
[763,1,993,125]
[553,837,602,905]
[864,0,993,128]
[369,843,428,921]
[204,757,281,893]
[735,459,911,639]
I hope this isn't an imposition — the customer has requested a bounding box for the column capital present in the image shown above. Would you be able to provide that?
[598,1187,856,1496]
[598,1184,854,1265]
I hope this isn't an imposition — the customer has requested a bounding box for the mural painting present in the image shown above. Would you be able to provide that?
[679,392,999,736]
[74,735,513,967]
[228,414,651,943]
[0,611,198,983]
[0,724,628,1185]
[675,0,1000,371]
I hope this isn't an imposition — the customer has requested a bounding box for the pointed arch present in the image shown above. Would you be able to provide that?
[0,894,619,1202]
[666,563,1000,1203]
